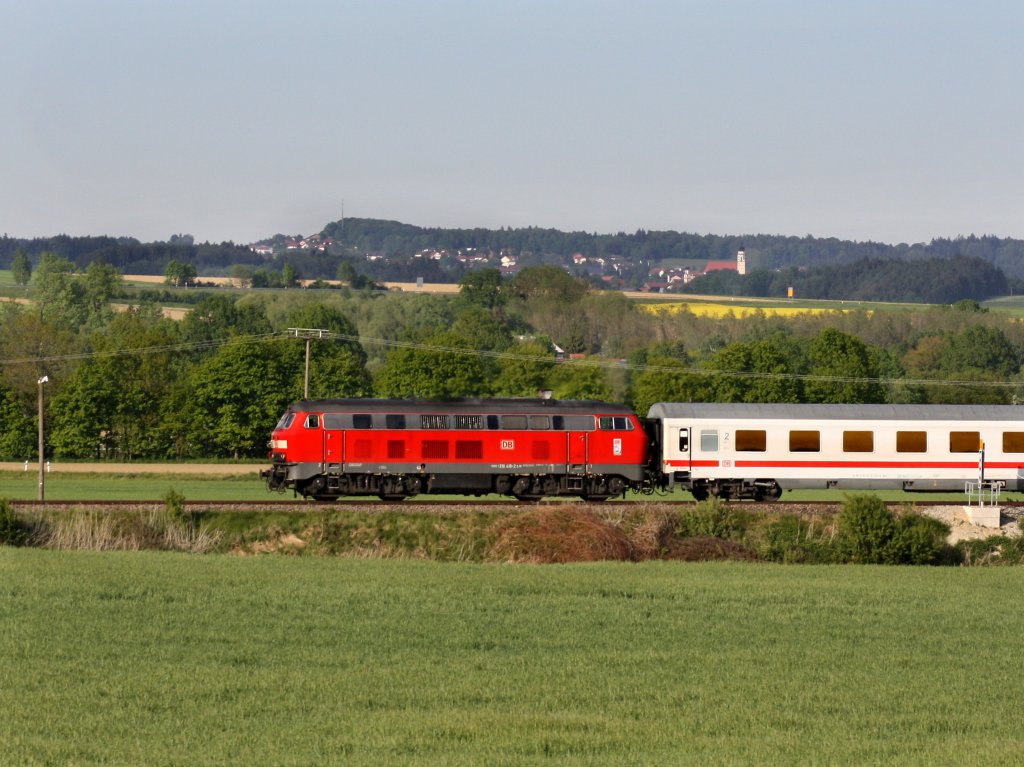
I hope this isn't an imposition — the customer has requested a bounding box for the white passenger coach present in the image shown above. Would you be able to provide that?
[646,403,1024,501]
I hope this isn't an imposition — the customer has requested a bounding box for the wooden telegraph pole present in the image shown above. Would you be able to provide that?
[287,328,331,399]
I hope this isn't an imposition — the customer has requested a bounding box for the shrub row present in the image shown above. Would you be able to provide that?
[0,494,1018,566]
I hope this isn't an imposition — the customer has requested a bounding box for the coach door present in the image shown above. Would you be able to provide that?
[677,426,691,470]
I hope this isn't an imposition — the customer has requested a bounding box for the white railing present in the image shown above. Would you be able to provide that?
[965,480,1001,507]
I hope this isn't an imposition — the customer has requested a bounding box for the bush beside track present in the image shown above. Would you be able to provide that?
[4,495,1024,565]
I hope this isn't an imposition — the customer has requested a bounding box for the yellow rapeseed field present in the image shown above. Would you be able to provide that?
[640,301,845,319]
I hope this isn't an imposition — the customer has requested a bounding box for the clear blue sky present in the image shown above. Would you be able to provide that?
[3,0,1021,245]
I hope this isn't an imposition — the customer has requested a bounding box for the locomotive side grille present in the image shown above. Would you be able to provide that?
[388,440,405,459]
[422,440,449,459]
[456,440,483,459]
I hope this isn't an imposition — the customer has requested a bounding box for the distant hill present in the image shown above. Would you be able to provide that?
[2,220,1021,304]
[321,218,1024,278]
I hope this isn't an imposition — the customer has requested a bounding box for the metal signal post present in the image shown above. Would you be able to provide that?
[37,375,48,502]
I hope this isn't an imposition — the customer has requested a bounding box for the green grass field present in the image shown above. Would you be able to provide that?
[1,550,1022,765]
[0,471,270,501]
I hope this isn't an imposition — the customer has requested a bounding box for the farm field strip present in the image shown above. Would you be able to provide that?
[2,551,1023,765]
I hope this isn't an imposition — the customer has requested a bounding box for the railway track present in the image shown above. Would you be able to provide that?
[11,498,1024,513]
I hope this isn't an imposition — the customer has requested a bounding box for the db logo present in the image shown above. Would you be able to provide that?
[501,439,515,450]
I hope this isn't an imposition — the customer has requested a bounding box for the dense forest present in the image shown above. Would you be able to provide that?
[685,256,1009,304]
[0,235,259,276]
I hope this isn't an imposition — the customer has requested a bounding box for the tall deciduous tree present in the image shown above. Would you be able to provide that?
[11,248,31,286]
[493,339,556,397]
[552,363,612,401]
[82,261,122,326]
[805,329,885,404]
[629,356,707,416]
[0,384,35,459]
[458,268,505,311]
[509,265,588,303]
[50,307,181,459]
[282,303,371,399]
[173,340,297,458]
[374,331,489,399]
[33,252,88,327]
[164,259,197,287]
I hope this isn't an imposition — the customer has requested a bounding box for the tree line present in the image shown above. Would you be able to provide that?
[6,221,1024,293]
[321,219,1024,278]
[685,255,1009,304]
[2,261,1024,462]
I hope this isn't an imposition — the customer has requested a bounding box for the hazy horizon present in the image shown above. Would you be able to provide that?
[4,1,1021,247]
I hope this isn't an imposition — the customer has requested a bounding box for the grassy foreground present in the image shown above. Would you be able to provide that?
[2,550,1023,765]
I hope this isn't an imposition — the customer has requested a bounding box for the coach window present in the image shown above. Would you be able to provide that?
[949,431,981,453]
[789,430,820,453]
[843,430,874,453]
[352,414,373,430]
[896,431,927,453]
[736,430,767,452]
[1004,432,1024,453]
[700,430,718,452]
[304,414,319,429]
[385,414,406,430]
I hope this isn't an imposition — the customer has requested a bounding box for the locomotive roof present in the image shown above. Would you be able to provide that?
[646,402,1024,422]
[291,398,635,415]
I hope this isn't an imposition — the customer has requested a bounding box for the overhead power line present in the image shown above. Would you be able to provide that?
[0,328,1020,392]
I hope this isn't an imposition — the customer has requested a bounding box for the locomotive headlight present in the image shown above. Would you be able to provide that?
[270,439,288,449]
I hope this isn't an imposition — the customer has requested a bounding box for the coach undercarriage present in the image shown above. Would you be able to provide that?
[689,478,783,502]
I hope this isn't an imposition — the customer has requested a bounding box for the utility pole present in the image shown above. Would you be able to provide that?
[288,328,331,399]
[37,375,48,502]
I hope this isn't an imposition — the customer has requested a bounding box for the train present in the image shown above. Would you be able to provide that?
[261,398,1024,501]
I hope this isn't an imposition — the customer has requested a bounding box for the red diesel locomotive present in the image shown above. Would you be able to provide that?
[261,398,652,501]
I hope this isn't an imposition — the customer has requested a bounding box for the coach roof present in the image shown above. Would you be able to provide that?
[646,402,1024,422]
